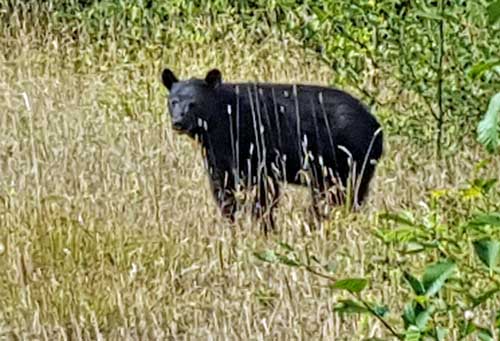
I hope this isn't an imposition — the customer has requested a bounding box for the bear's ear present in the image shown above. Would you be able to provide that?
[205,69,222,89]
[162,68,178,90]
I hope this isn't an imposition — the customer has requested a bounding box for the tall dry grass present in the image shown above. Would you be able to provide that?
[1,5,500,340]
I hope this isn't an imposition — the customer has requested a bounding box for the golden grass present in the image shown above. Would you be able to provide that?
[1,24,500,340]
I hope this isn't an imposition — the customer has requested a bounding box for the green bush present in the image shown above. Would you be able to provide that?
[2,0,498,150]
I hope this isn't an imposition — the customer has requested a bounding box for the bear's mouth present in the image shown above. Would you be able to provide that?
[171,117,190,132]
[171,122,198,138]
[172,122,184,131]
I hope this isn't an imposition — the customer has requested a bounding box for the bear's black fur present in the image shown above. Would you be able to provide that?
[162,68,383,231]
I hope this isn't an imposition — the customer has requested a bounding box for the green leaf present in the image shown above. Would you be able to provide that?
[473,240,500,271]
[333,299,370,314]
[488,0,500,24]
[379,212,417,227]
[436,327,448,341]
[414,295,428,306]
[404,325,421,341]
[277,254,301,267]
[403,242,426,254]
[469,59,500,79]
[333,299,388,317]
[477,92,500,154]
[468,213,500,228]
[404,271,425,295]
[331,278,368,293]
[460,320,476,337]
[422,262,456,296]
[372,304,390,317]
[415,305,434,331]
[254,250,278,263]
[471,178,498,193]
[403,303,416,327]
[477,327,495,341]
[474,159,492,171]
[375,227,419,244]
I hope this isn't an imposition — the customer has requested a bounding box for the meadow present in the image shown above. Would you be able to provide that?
[1,1,499,339]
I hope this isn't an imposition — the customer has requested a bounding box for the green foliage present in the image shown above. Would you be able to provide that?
[469,60,500,80]
[468,212,500,228]
[330,278,368,293]
[256,168,500,339]
[477,92,500,154]
[403,272,425,296]
[254,244,402,339]
[488,0,500,23]
[404,326,421,341]
[478,328,495,341]
[400,262,454,336]
[1,0,498,148]
[270,0,499,149]
[376,183,500,338]
[333,299,371,314]
[473,0,500,155]
[254,244,302,267]
[254,249,279,263]
[421,262,456,297]
[333,299,389,317]
[473,240,500,272]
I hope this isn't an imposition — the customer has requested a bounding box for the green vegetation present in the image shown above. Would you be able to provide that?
[0,0,499,339]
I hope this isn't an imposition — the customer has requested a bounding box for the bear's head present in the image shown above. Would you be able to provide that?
[161,68,222,137]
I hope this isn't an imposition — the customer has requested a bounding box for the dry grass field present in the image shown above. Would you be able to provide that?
[1,5,500,340]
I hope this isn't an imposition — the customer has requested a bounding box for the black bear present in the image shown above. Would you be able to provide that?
[162,68,383,231]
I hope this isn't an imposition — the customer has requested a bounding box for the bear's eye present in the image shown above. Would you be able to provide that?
[170,99,179,107]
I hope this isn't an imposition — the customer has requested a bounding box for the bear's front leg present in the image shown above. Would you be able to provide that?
[210,175,237,224]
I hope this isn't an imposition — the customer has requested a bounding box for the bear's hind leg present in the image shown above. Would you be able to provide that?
[253,177,280,234]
